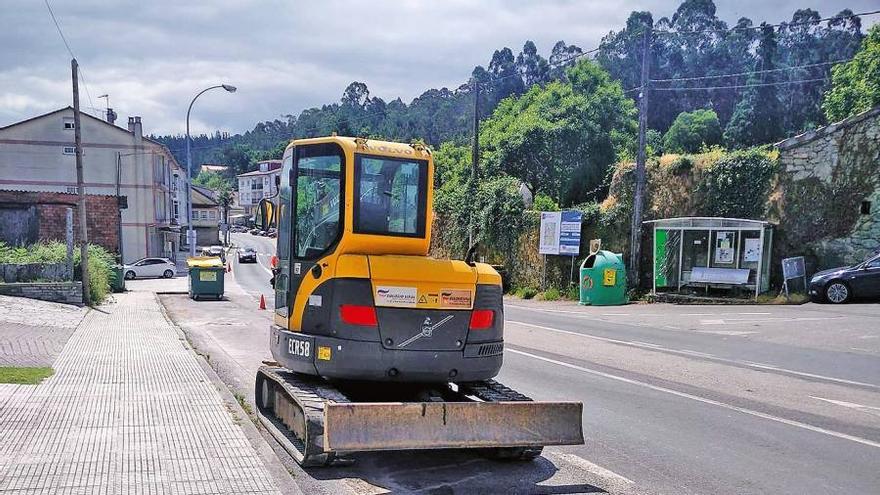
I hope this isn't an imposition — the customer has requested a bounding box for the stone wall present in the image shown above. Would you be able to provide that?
[0,263,71,283]
[0,282,83,306]
[774,106,880,268]
[0,191,119,253]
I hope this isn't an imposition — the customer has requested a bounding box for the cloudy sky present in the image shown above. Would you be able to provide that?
[2,1,876,136]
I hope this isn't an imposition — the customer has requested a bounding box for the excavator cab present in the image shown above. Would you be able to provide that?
[255,136,583,466]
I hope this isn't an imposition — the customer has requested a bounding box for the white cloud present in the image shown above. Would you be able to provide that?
[1,0,877,134]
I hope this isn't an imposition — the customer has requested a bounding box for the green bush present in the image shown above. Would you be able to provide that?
[531,193,559,212]
[565,285,579,301]
[541,287,561,301]
[663,109,722,154]
[0,241,113,304]
[517,287,538,299]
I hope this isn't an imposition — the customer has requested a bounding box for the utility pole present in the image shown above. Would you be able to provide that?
[628,27,651,289]
[116,152,124,263]
[469,81,480,248]
[71,59,90,305]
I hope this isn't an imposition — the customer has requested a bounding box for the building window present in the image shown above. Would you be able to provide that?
[200,210,208,220]
[63,146,75,155]
[63,117,75,130]
[192,210,198,221]
[208,210,217,220]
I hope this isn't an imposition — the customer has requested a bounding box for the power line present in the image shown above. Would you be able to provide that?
[653,9,879,36]
[652,77,828,92]
[650,58,852,83]
[44,0,95,113]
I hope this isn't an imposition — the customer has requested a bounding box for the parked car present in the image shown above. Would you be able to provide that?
[809,253,880,303]
[238,247,257,263]
[123,258,176,279]
[249,228,260,235]
[207,245,223,256]
[258,230,268,236]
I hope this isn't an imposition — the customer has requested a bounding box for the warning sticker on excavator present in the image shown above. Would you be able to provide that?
[375,286,417,307]
[440,290,472,309]
[317,346,332,361]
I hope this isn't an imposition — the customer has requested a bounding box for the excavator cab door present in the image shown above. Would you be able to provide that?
[273,143,345,321]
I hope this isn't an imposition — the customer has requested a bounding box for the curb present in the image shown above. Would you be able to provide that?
[155,293,302,495]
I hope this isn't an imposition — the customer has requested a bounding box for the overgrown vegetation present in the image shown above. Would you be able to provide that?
[823,24,880,121]
[0,366,54,385]
[0,241,114,304]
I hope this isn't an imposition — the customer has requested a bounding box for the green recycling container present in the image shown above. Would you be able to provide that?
[109,264,125,293]
[579,250,628,306]
[187,256,225,301]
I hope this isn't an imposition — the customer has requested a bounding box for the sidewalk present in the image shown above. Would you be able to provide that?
[0,295,88,367]
[0,291,281,494]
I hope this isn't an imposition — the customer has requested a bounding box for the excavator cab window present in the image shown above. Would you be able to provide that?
[354,155,427,238]
[293,145,344,259]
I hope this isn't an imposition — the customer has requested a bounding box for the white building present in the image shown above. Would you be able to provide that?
[237,159,281,217]
[0,107,187,263]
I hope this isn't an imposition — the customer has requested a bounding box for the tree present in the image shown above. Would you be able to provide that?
[663,109,722,153]
[193,170,232,191]
[516,41,550,86]
[480,60,637,205]
[433,142,470,189]
[723,24,784,147]
[823,24,880,122]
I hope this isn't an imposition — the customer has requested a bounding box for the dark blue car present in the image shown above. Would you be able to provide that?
[809,253,880,303]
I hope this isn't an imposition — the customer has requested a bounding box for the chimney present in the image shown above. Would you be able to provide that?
[106,107,117,125]
[127,116,142,138]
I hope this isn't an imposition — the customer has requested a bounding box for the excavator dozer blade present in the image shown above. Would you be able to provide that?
[323,401,584,452]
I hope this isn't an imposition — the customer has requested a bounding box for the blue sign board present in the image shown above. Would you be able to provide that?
[558,211,582,256]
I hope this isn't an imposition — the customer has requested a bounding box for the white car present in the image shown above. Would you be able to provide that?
[123,258,176,279]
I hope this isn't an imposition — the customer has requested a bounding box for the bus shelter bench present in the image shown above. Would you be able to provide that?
[688,267,750,288]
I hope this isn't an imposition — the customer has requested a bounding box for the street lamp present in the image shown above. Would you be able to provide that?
[185,84,236,257]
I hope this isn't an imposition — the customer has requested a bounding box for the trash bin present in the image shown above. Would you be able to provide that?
[579,250,627,306]
[109,264,125,293]
[187,256,225,301]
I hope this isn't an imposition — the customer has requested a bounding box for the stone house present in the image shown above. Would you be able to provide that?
[774,105,880,269]
[0,107,188,262]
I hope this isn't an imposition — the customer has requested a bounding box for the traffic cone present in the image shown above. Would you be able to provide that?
[259,294,266,310]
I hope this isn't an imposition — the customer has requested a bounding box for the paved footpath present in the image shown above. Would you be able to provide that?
[0,291,281,495]
[0,295,88,367]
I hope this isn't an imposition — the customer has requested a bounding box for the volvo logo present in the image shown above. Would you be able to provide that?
[397,315,454,348]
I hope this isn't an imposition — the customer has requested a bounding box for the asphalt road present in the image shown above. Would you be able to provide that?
[230,232,276,308]
[499,299,880,494]
[198,242,880,493]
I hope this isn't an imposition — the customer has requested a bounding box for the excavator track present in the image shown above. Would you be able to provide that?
[256,366,581,466]
[255,366,350,466]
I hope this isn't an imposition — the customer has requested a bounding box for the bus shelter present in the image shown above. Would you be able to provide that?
[644,217,773,300]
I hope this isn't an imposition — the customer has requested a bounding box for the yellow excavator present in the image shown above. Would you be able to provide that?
[254,135,583,466]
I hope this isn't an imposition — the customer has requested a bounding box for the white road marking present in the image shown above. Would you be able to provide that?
[509,348,880,449]
[810,396,880,416]
[675,349,716,358]
[507,320,880,390]
[632,341,662,348]
[697,330,759,336]
[700,319,726,325]
[550,452,634,484]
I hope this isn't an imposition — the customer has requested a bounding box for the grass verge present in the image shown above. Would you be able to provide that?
[0,366,54,384]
